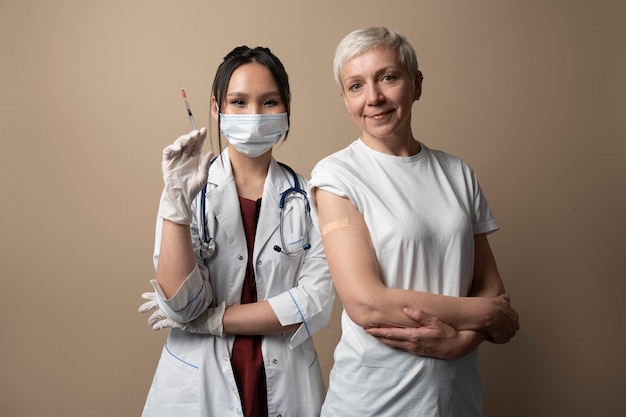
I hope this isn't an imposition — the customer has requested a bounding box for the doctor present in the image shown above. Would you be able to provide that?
[140,46,334,417]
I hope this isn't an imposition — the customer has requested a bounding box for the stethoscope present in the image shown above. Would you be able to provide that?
[199,161,311,259]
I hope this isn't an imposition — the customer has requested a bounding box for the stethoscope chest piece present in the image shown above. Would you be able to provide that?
[200,239,216,259]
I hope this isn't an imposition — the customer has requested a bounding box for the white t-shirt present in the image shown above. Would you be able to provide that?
[309,139,498,417]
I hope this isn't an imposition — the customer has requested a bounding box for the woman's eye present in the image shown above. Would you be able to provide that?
[231,100,245,106]
[382,74,396,82]
[348,83,362,92]
[264,100,279,107]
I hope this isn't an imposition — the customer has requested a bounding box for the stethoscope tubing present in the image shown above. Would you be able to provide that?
[199,160,310,258]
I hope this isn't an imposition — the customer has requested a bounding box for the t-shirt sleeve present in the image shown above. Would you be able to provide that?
[469,167,499,235]
[308,158,352,231]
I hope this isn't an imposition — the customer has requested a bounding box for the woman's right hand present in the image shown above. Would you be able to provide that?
[158,128,213,225]
[482,294,520,344]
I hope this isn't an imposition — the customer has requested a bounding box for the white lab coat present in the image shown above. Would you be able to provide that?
[142,150,334,417]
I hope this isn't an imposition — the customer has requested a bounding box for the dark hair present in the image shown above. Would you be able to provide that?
[212,46,291,151]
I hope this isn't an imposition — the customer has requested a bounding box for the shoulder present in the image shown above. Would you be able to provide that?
[312,140,361,175]
[424,144,464,164]
[423,144,475,174]
[422,145,487,200]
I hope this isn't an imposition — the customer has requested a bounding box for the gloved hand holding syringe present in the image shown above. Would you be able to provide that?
[140,86,223,334]
[157,87,213,225]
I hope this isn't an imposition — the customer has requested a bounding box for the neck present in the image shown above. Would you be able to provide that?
[229,145,270,200]
[361,133,421,157]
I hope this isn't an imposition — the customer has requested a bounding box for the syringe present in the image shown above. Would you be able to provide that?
[180,86,197,130]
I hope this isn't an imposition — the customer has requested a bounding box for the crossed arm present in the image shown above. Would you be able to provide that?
[150,129,302,336]
[156,220,299,335]
[314,189,519,359]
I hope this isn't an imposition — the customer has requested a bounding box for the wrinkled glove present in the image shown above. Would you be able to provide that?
[138,291,226,337]
[138,291,163,327]
[158,128,213,225]
[138,291,159,314]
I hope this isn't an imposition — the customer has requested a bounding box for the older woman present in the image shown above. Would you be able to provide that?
[309,27,519,416]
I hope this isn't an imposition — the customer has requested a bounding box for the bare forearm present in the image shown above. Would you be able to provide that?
[361,234,514,333]
[156,220,197,299]
[351,287,492,331]
[222,301,300,335]
[452,330,487,357]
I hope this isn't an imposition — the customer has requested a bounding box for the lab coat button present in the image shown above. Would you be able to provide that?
[272,358,278,365]
[276,415,282,417]
[238,255,244,261]
[257,260,262,265]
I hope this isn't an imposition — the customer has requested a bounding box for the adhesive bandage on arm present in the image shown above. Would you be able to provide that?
[321,217,350,236]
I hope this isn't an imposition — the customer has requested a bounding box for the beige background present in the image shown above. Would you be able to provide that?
[1,1,625,416]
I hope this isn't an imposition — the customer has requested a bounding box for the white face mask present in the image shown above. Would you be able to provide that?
[219,113,289,158]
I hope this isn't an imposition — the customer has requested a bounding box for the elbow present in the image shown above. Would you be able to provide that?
[342,296,387,329]
[161,292,212,324]
[151,268,213,323]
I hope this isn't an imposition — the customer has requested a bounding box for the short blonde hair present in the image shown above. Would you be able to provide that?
[333,27,419,89]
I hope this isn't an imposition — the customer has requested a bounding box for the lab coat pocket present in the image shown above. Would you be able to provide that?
[300,339,319,369]
[278,196,310,255]
[144,342,201,416]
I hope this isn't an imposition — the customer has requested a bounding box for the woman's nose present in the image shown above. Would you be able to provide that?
[365,84,384,105]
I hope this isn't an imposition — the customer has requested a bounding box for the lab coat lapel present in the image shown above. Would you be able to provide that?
[254,159,286,256]
[206,152,245,241]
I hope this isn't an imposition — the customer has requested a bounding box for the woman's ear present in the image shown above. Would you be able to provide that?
[414,71,423,101]
[210,97,219,120]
